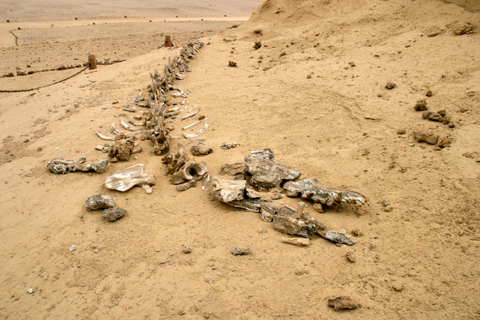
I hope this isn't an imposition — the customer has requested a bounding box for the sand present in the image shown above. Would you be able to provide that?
[1,0,480,319]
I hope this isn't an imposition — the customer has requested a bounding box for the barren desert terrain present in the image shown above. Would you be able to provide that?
[1,0,480,319]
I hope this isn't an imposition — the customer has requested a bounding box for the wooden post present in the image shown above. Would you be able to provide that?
[88,55,97,70]
[165,35,173,47]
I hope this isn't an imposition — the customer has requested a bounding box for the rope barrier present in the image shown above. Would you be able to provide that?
[0,66,88,93]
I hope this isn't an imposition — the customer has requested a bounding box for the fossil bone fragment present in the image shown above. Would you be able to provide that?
[105,164,156,193]
[220,142,240,150]
[181,107,200,120]
[328,296,359,311]
[170,87,184,97]
[181,137,205,148]
[182,118,207,131]
[120,119,142,132]
[47,157,108,174]
[96,131,115,141]
[108,138,138,162]
[103,207,127,222]
[220,163,248,176]
[95,145,112,152]
[282,178,367,207]
[128,117,145,127]
[191,142,213,156]
[170,160,207,185]
[85,194,115,211]
[123,105,137,112]
[281,237,311,246]
[182,123,209,139]
[245,149,301,191]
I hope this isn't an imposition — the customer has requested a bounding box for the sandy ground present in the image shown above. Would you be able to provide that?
[1,0,480,319]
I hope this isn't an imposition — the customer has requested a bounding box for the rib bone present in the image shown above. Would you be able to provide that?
[182,123,209,139]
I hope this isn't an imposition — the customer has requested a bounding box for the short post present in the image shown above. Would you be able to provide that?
[165,35,173,47]
[88,55,97,70]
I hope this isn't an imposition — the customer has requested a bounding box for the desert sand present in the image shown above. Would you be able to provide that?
[1,0,480,319]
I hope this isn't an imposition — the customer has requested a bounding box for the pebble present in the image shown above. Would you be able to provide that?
[230,246,251,255]
[69,245,77,252]
[27,288,34,294]
[183,246,192,254]
[258,229,267,233]
[204,275,212,282]
[385,82,396,90]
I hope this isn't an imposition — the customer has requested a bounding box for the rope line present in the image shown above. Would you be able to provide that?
[0,66,89,93]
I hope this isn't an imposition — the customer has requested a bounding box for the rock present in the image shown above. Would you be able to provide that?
[422,111,444,122]
[27,288,34,294]
[69,245,77,252]
[414,130,438,145]
[397,128,406,135]
[253,41,262,50]
[230,247,251,255]
[346,252,356,263]
[414,99,427,111]
[191,142,213,156]
[351,228,364,237]
[103,207,127,222]
[437,136,452,148]
[392,283,404,292]
[281,237,310,246]
[327,296,359,311]
[425,26,443,37]
[183,246,192,254]
[426,89,433,97]
[85,194,115,211]
[228,61,237,67]
[385,82,396,90]
[220,142,239,150]
[454,23,474,35]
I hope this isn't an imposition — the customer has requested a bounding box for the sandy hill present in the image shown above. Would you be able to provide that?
[0,0,479,319]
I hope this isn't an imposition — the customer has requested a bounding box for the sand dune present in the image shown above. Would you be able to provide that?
[0,0,480,319]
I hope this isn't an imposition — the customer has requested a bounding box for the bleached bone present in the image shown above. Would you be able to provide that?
[182,118,207,131]
[105,164,155,193]
[120,119,142,132]
[123,105,137,112]
[128,117,145,126]
[182,123,209,139]
[47,157,108,174]
[96,131,115,141]
[181,107,200,120]
[170,87,184,97]
[135,92,143,102]
[95,145,112,152]
[170,160,208,185]
[110,123,137,136]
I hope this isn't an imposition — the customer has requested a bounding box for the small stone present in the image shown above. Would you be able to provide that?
[307,74,312,79]
[295,270,306,276]
[385,82,396,90]
[397,128,406,135]
[112,101,119,104]
[414,130,438,145]
[328,296,359,311]
[346,252,356,263]
[103,207,126,222]
[392,284,404,292]
[204,275,212,282]
[228,61,237,67]
[27,288,34,294]
[426,89,433,97]
[351,229,364,237]
[159,261,166,265]
[183,246,192,254]
[230,247,251,255]
[414,99,427,111]
[258,229,267,234]
[69,245,77,252]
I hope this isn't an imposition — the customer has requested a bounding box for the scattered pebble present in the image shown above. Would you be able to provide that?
[397,128,406,135]
[385,82,396,90]
[414,99,427,111]
[27,288,34,294]
[230,246,251,255]
[346,252,356,263]
[183,246,192,254]
[328,296,359,311]
[258,229,267,233]
[69,245,77,252]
